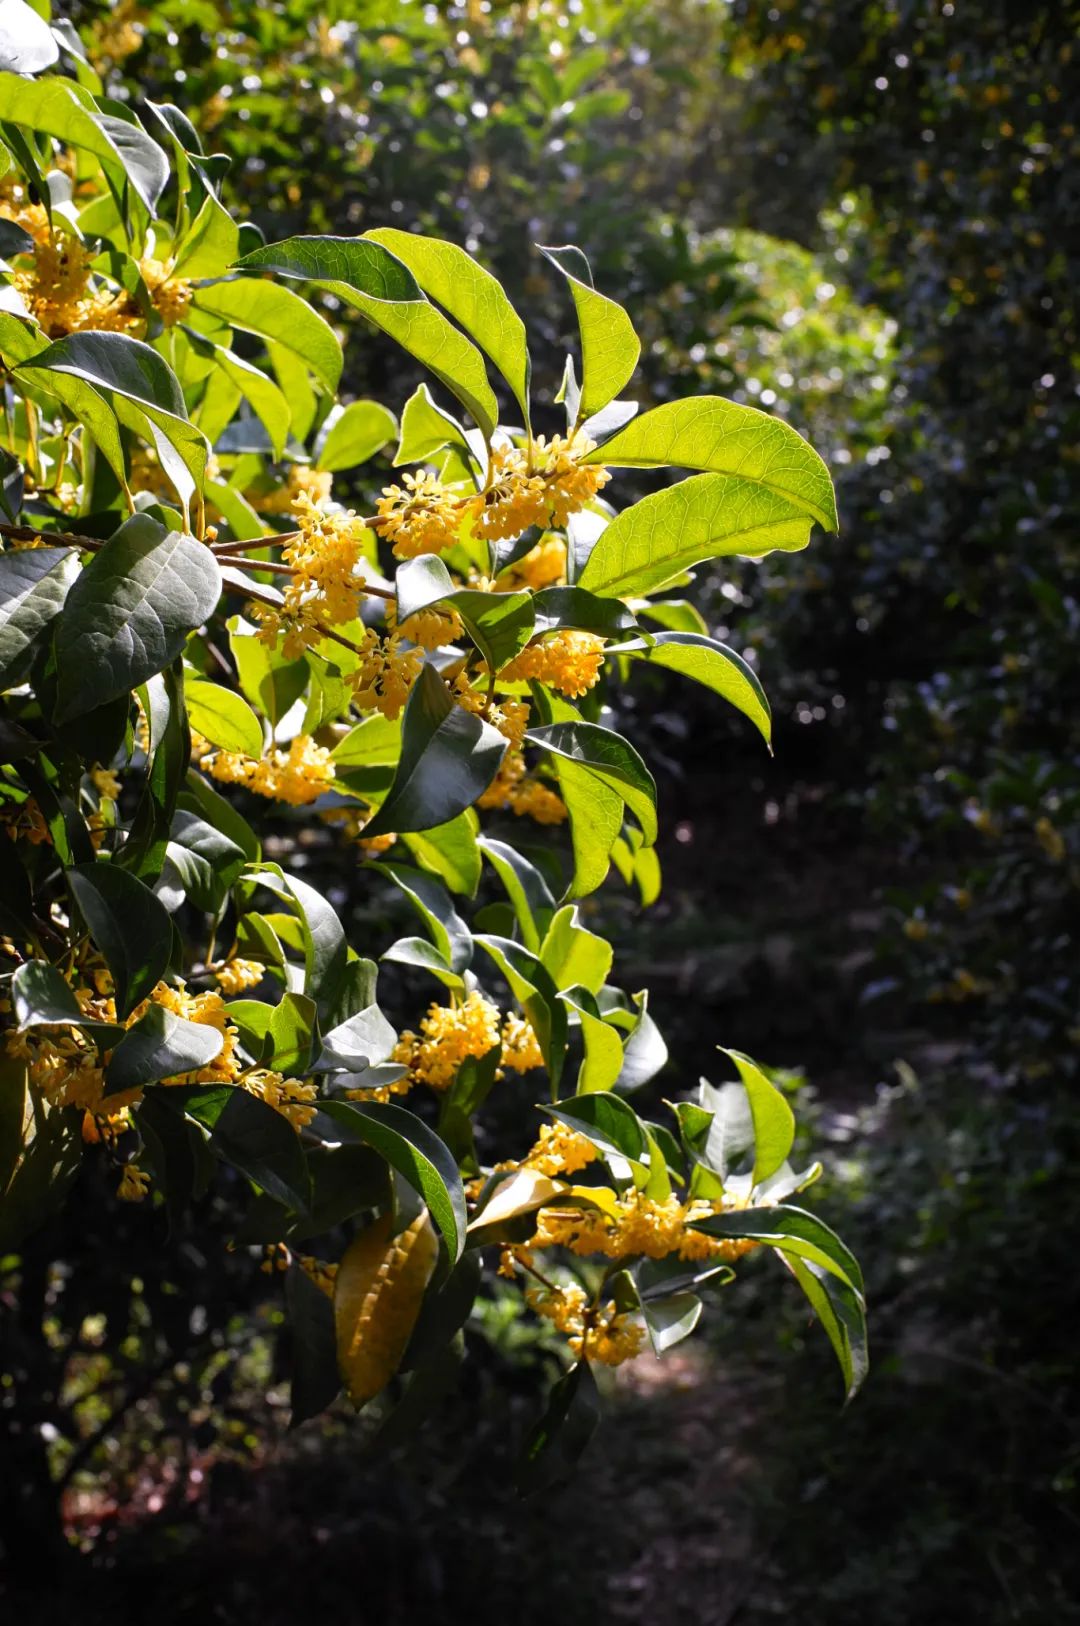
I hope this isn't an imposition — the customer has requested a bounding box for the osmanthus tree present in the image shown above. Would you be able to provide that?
[0,45,865,1475]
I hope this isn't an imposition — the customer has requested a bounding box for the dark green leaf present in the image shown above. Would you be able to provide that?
[105,1002,224,1095]
[54,516,220,721]
[363,663,506,838]
[317,1098,467,1261]
[67,862,173,1019]
[0,547,77,683]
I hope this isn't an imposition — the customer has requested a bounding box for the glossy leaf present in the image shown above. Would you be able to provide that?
[237,237,500,438]
[781,1251,869,1401]
[0,546,77,684]
[539,244,640,421]
[194,277,343,392]
[315,399,398,471]
[362,663,506,838]
[722,1048,796,1187]
[633,632,771,746]
[475,934,566,1090]
[366,228,532,427]
[185,678,263,757]
[54,516,221,721]
[527,719,657,846]
[582,397,838,532]
[478,835,555,953]
[691,1203,864,1295]
[539,905,613,996]
[104,1003,224,1095]
[318,1098,467,1261]
[371,860,472,973]
[67,862,173,1019]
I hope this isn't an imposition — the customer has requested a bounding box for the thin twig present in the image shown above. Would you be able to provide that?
[0,520,103,551]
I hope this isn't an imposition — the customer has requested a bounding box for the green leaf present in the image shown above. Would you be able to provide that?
[527,719,657,846]
[54,516,221,721]
[173,190,240,281]
[286,1262,341,1425]
[547,1089,646,1164]
[267,991,317,1076]
[193,278,343,393]
[22,332,209,503]
[200,341,291,460]
[437,1046,501,1173]
[247,866,349,1022]
[0,546,77,684]
[582,397,838,532]
[122,665,189,884]
[104,1003,224,1095]
[362,663,506,838]
[395,555,535,673]
[0,1,58,75]
[633,632,771,746]
[691,1203,864,1296]
[0,1097,81,1253]
[642,1292,703,1356]
[236,237,500,439]
[318,1098,467,1261]
[209,1088,311,1213]
[67,862,173,1019]
[185,677,263,757]
[314,398,398,471]
[394,382,477,472]
[780,1251,869,1401]
[538,244,640,422]
[722,1048,796,1187]
[401,809,481,898]
[612,992,668,1091]
[517,1361,601,1495]
[539,905,612,995]
[561,991,624,1095]
[636,599,709,636]
[478,835,555,954]
[530,586,637,640]
[371,860,472,973]
[330,711,401,769]
[12,961,86,1030]
[381,935,464,994]
[580,474,816,599]
[475,934,567,1091]
[229,621,309,726]
[365,229,532,428]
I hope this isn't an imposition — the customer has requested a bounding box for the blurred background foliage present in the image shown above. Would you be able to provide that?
[4,1,1078,1620]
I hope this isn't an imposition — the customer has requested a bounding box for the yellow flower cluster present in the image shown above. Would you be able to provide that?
[526,1189,759,1265]
[500,629,606,697]
[242,1067,319,1130]
[117,1165,152,1203]
[452,677,531,752]
[377,470,463,557]
[500,1013,545,1074]
[532,430,612,527]
[471,432,608,543]
[319,806,397,853]
[501,535,568,592]
[1035,815,1066,862]
[351,630,424,721]
[2,797,51,845]
[253,465,334,515]
[523,1120,598,1176]
[251,492,368,656]
[394,604,465,650]
[213,958,265,995]
[391,991,502,1091]
[525,1282,645,1367]
[476,750,568,824]
[196,733,336,807]
[138,257,193,327]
